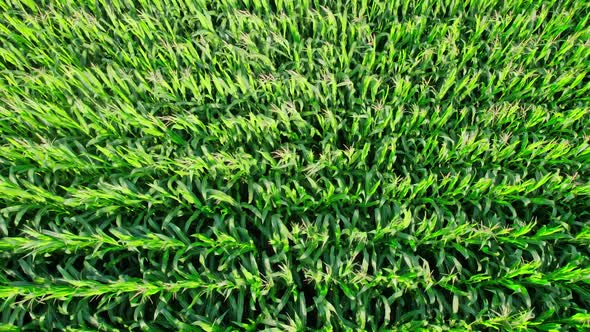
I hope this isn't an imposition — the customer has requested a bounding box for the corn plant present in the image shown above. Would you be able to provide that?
[0,0,589,330]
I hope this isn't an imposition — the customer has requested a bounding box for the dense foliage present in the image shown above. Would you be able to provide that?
[1,0,589,330]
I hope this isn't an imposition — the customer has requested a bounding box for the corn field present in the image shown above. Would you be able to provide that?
[1,0,589,330]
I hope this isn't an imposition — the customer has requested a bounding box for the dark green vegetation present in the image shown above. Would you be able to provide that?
[1,0,590,330]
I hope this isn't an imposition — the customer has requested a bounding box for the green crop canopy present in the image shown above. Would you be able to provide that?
[0,0,589,330]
